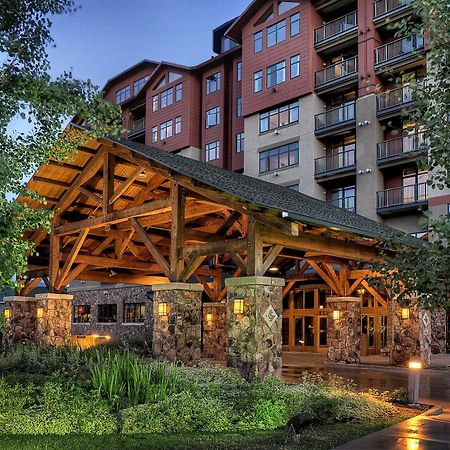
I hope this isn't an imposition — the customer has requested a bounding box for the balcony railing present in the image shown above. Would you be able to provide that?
[377,132,426,160]
[315,56,358,87]
[314,11,357,44]
[374,35,424,65]
[315,149,356,175]
[315,102,356,132]
[377,183,427,209]
[129,118,145,136]
[374,0,412,18]
[377,85,414,112]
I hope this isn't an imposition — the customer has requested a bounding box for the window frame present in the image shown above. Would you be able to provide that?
[290,12,300,37]
[206,106,221,128]
[151,126,158,143]
[97,304,117,324]
[236,132,245,153]
[205,141,220,162]
[267,19,286,48]
[236,97,243,117]
[115,86,131,104]
[254,70,263,93]
[266,60,286,88]
[290,54,300,79]
[237,61,242,82]
[152,95,158,112]
[160,119,173,140]
[254,31,263,53]
[259,101,299,133]
[175,116,182,134]
[175,83,183,102]
[206,72,221,95]
[160,87,174,109]
[123,302,146,324]
[259,142,299,174]
[73,305,91,324]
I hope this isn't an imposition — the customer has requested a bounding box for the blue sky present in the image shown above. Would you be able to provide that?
[48,0,249,88]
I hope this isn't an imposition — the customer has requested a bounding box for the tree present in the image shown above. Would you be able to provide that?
[0,1,122,288]
[374,0,450,309]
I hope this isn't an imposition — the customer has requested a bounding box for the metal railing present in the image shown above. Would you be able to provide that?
[129,118,145,135]
[329,196,356,212]
[375,35,424,65]
[377,183,427,208]
[377,132,426,160]
[315,56,358,87]
[374,0,412,18]
[377,85,414,112]
[314,11,357,44]
[315,102,356,131]
[315,149,356,175]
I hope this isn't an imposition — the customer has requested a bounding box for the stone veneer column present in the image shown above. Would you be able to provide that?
[2,296,37,345]
[431,308,447,355]
[390,301,431,367]
[225,276,284,381]
[35,293,73,346]
[202,302,227,361]
[151,283,203,366]
[326,297,361,364]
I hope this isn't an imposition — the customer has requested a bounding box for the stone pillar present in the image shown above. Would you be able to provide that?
[2,296,37,345]
[202,302,227,361]
[151,283,203,366]
[431,308,447,355]
[326,297,361,364]
[390,302,431,367]
[35,293,73,346]
[225,276,284,381]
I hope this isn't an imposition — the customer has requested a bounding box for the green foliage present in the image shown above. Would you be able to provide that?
[0,378,116,435]
[0,0,123,288]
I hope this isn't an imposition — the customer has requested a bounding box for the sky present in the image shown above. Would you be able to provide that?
[48,0,249,88]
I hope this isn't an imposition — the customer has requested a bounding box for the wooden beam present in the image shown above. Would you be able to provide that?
[76,271,169,285]
[347,277,365,296]
[130,218,171,279]
[170,183,185,281]
[103,153,115,214]
[117,229,135,257]
[49,219,61,292]
[308,261,342,295]
[216,211,241,236]
[110,166,143,205]
[183,238,247,258]
[194,274,214,301]
[77,186,102,204]
[20,277,43,296]
[261,245,284,274]
[283,281,296,298]
[361,280,388,309]
[247,217,264,276]
[60,253,158,272]
[228,251,248,274]
[180,255,206,283]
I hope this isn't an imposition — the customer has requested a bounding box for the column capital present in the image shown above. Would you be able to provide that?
[225,276,285,288]
[151,282,203,292]
[35,293,73,301]
[4,296,36,302]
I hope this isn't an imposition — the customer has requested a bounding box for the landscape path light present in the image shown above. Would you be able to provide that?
[408,360,422,404]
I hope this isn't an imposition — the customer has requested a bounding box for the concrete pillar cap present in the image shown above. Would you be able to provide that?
[35,293,73,300]
[326,297,361,303]
[151,282,204,292]
[3,296,37,302]
[225,276,285,288]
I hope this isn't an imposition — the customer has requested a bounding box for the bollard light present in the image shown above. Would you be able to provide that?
[402,308,410,319]
[332,310,340,320]
[407,360,422,404]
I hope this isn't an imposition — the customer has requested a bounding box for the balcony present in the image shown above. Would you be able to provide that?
[311,0,356,15]
[315,102,356,137]
[373,0,414,27]
[377,132,426,167]
[315,56,358,95]
[377,183,428,215]
[314,12,358,54]
[374,35,424,74]
[315,149,356,180]
[128,118,145,138]
[377,85,414,119]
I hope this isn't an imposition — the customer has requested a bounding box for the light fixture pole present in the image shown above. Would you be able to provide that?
[408,360,422,404]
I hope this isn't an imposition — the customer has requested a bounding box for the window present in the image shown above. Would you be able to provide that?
[168,72,182,83]
[279,1,299,15]
[98,304,117,323]
[175,116,182,134]
[267,61,286,88]
[123,303,145,323]
[160,119,173,140]
[73,305,91,323]
[206,72,221,94]
[286,183,299,191]
[134,76,149,95]
[206,107,220,128]
[254,31,263,53]
[329,186,356,212]
[160,88,174,108]
[255,6,274,25]
[237,61,242,82]
[290,12,300,36]
[254,70,263,93]
[115,86,130,104]
[236,97,242,117]
[267,20,286,48]
[290,55,300,78]
[152,95,158,112]
[259,101,299,133]
[205,141,220,161]
[155,76,166,90]
[236,132,244,153]
[175,83,183,102]
[151,126,158,143]
[259,142,299,173]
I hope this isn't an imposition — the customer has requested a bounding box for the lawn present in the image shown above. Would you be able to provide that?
[0,344,417,450]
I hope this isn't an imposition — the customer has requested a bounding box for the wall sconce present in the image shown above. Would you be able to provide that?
[37,307,44,319]
[402,308,410,319]
[158,302,168,317]
[332,310,340,320]
[206,313,213,326]
[356,288,366,296]
[4,308,11,320]
[233,298,244,315]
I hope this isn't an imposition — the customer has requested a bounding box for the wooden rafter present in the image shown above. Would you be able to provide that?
[261,245,284,274]
[110,166,143,205]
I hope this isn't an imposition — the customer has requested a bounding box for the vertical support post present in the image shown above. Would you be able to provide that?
[103,152,115,215]
[49,219,61,293]
[170,182,185,281]
[246,217,264,276]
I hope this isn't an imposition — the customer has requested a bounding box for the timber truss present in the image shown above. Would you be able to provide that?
[21,132,383,300]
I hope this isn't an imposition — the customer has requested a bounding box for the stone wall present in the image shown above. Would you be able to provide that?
[389,302,431,367]
[202,302,227,360]
[2,297,37,345]
[431,308,447,355]
[326,297,361,364]
[70,285,153,344]
[152,283,203,366]
[226,276,284,380]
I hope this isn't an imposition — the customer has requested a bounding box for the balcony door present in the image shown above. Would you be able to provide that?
[402,168,427,203]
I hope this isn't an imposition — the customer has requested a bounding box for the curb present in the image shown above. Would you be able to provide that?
[422,405,443,416]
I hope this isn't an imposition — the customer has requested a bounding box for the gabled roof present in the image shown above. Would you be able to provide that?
[225,0,268,43]
[103,59,160,91]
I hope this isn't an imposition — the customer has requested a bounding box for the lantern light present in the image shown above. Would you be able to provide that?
[4,308,11,320]
[206,313,213,325]
[356,288,366,296]
[332,310,340,320]
[158,302,168,317]
[37,307,44,319]
[402,308,410,319]
[233,298,244,315]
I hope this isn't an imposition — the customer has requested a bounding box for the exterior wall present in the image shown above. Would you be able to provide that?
[70,285,153,344]
[431,308,447,355]
[2,296,37,345]
[202,302,227,360]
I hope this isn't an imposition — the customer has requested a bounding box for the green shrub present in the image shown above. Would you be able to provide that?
[0,378,116,435]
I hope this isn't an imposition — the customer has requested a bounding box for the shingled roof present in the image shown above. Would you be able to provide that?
[102,135,417,246]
